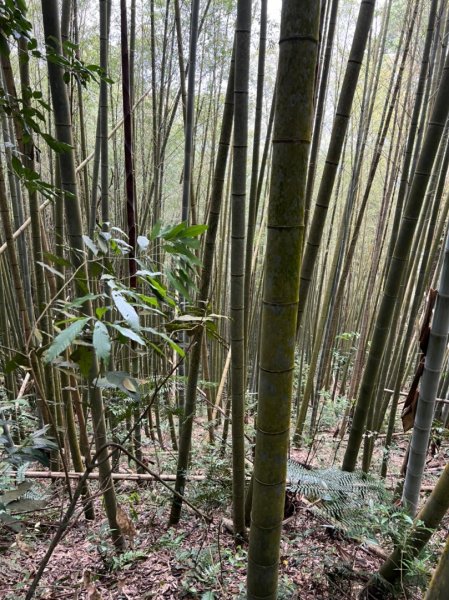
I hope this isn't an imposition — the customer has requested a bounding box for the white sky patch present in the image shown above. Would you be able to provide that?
[267,0,282,23]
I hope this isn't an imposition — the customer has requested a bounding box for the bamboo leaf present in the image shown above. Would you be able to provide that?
[0,482,33,507]
[111,291,140,331]
[43,252,71,268]
[136,269,162,277]
[41,132,72,153]
[93,321,111,363]
[144,327,185,357]
[36,261,64,279]
[82,235,99,256]
[45,317,90,363]
[110,323,146,345]
[182,224,208,238]
[137,235,150,249]
[161,221,186,240]
[105,371,141,399]
[70,345,93,378]
[96,306,109,319]
[149,220,161,240]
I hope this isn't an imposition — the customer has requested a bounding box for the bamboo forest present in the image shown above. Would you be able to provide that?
[4,0,449,598]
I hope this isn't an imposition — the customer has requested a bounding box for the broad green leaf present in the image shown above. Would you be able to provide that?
[93,321,111,363]
[96,306,109,319]
[0,482,33,506]
[111,291,140,331]
[74,272,89,295]
[136,269,162,277]
[166,271,191,300]
[0,35,9,58]
[111,238,132,251]
[45,317,90,363]
[105,371,141,399]
[182,224,208,238]
[11,156,24,176]
[82,235,98,255]
[146,277,166,298]
[62,40,78,51]
[136,293,159,307]
[97,235,109,254]
[162,221,186,240]
[41,132,72,153]
[66,293,103,308]
[5,353,29,374]
[173,315,210,322]
[99,231,112,241]
[172,236,201,249]
[144,327,185,357]
[149,220,162,240]
[111,323,146,345]
[148,341,164,357]
[165,243,201,265]
[137,235,150,250]
[36,261,64,279]
[43,252,71,268]
[110,226,128,237]
[88,259,103,279]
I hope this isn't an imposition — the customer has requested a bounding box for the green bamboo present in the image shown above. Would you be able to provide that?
[343,44,449,472]
[246,1,319,596]
[425,533,449,599]
[169,50,235,525]
[230,0,251,540]
[363,460,449,597]
[40,0,124,551]
[403,230,449,514]
[297,0,376,326]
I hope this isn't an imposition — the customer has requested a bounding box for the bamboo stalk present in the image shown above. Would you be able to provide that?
[22,471,207,481]
[0,86,153,257]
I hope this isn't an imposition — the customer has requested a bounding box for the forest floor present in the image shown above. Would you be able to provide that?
[0,423,446,600]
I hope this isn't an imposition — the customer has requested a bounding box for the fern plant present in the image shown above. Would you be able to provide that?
[286,459,390,539]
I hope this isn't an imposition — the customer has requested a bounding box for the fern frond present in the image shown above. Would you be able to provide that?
[286,459,390,538]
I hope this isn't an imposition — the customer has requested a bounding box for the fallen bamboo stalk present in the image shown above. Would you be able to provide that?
[25,470,257,483]
[25,472,437,496]
[384,388,449,405]
[23,471,206,482]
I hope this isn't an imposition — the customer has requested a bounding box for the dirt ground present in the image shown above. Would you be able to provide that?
[0,427,445,599]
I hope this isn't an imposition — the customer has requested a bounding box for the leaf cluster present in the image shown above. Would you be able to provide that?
[44,222,208,374]
[0,422,53,532]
